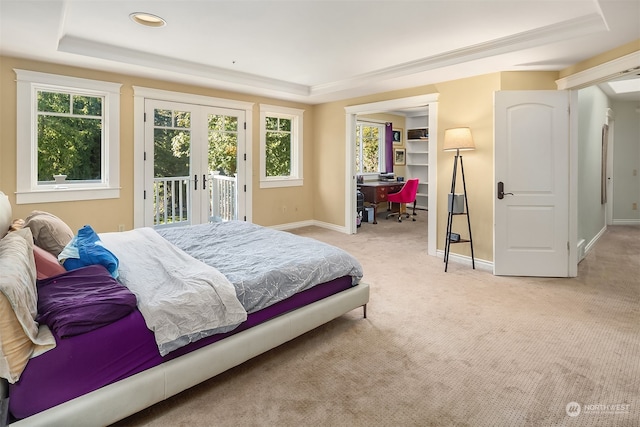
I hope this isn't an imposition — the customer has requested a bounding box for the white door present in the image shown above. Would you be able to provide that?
[144,100,246,227]
[494,91,570,276]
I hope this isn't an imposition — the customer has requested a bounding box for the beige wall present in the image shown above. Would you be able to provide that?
[311,101,348,226]
[435,73,501,262]
[0,56,315,232]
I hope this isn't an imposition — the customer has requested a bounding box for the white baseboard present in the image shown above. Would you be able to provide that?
[577,239,586,262]
[612,219,640,225]
[583,225,607,259]
[269,220,348,234]
[436,250,493,272]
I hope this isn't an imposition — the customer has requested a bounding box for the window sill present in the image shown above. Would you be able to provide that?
[15,187,120,204]
[259,178,303,189]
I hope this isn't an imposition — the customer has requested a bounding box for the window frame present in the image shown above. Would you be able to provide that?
[259,104,304,188]
[15,69,122,204]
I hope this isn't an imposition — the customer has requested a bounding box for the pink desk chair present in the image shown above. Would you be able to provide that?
[386,178,419,222]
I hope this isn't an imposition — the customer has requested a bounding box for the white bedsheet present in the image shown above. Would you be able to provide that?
[99,228,247,356]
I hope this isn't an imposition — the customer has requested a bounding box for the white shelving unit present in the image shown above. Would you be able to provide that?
[405,115,429,209]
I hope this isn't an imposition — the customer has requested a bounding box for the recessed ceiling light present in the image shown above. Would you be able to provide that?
[130,12,166,28]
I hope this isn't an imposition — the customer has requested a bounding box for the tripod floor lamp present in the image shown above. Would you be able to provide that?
[443,127,475,272]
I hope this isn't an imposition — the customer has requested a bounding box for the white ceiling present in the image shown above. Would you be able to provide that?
[1,0,639,104]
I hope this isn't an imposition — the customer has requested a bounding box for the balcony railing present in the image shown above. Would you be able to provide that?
[153,176,190,227]
[209,173,237,223]
[153,173,236,227]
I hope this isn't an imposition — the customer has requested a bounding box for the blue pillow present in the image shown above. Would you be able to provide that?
[59,225,119,278]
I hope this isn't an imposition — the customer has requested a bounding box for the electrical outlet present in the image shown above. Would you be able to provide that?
[118,224,125,232]
[282,206,286,213]
[633,203,638,211]
[634,169,638,177]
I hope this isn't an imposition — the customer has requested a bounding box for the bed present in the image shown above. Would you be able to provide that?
[0,192,369,426]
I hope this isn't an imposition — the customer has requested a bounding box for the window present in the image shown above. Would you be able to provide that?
[15,69,121,204]
[356,122,385,174]
[259,104,304,188]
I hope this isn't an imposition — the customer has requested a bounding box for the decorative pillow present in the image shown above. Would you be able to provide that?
[0,228,56,383]
[59,225,119,278]
[37,265,137,338]
[33,245,66,280]
[24,211,74,257]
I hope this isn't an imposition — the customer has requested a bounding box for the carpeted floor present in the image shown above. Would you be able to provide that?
[113,211,639,427]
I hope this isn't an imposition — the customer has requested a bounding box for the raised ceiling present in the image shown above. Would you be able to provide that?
[1,0,639,103]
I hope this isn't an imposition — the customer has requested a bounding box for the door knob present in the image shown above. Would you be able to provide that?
[497,181,514,199]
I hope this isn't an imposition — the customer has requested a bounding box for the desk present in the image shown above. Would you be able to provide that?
[358,181,404,224]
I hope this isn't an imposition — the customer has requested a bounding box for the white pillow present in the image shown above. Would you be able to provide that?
[0,191,11,239]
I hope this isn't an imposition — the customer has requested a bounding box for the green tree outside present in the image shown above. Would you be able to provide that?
[265,116,291,177]
[153,109,191,178]
[356,124,381,173]
[208,114,238,176]
[37,91,103,182]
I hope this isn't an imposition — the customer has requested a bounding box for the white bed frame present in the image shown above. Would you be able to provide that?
[8,283,368,427]
[2,188,369,427]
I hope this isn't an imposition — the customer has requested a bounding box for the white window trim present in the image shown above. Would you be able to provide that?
[259,104,304,188]
[15,69,122,204]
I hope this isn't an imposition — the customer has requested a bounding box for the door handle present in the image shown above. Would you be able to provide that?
[497,181,514,199]
[194,174,198,190]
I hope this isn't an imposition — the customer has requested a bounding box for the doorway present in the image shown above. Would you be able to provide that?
[538,51,639,274]
[345,93,439,256]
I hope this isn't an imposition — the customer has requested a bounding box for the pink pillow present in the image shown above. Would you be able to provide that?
[33,245,65,280]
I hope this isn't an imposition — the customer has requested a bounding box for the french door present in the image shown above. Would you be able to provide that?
[144,99,246,227]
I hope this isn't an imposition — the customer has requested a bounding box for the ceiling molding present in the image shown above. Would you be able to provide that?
[556,51,640,90]
[58,35,310,96]
[312,13,607,96]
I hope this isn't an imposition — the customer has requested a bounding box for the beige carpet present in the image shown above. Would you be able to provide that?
[113,211,639,427]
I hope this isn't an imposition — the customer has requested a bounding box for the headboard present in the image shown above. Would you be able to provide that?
[0,191,11,238]
[0,192,13,422]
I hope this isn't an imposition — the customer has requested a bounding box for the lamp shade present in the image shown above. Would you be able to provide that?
[443,127,475,151]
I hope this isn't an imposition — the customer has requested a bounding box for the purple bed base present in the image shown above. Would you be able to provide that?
[9,276,353,421]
